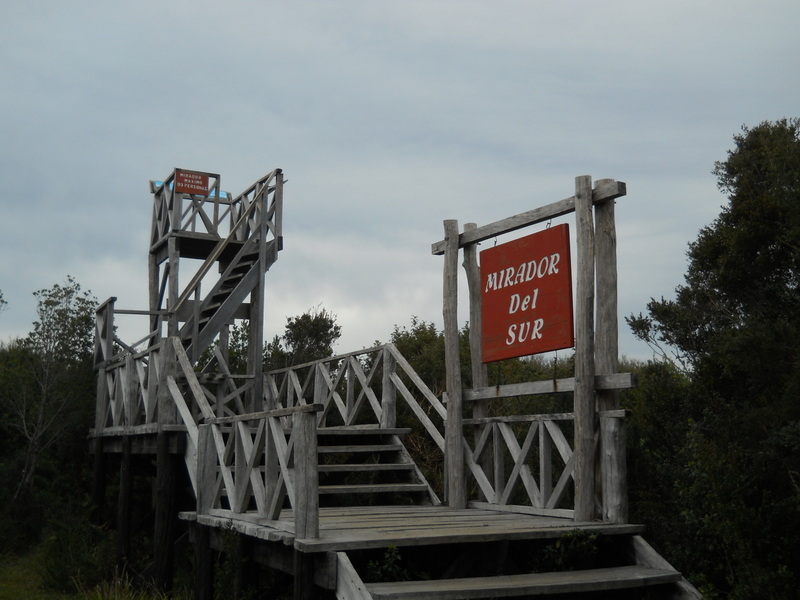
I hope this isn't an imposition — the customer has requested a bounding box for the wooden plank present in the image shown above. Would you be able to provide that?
[389,372,446,451]
[381,347,397,428]
[387,343,447,419]
[319,483,429,495]
[463,373,637,401]
[431,180,626,255]
[442,219,466,508]
[319,463,414,473]
[293,411,319,540]
[171,338,216,421]
[318,443,403,453]
[336,551,372,600]
[207,402,323,424]
[297,521,645,552]
[573,175,596,522]
[315,426,412,435]
[629,535,703,599]
[468,501,573,519]
[366,565,679,599]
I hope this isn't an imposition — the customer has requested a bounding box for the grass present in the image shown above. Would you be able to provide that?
[0,552,187,600]
[0,552,80,600]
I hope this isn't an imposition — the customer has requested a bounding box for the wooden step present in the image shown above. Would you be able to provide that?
[319,444,403,454]
[317,427,412,436]
[320,483,429,495]
[319,463,414,473]
[365,565,682,599]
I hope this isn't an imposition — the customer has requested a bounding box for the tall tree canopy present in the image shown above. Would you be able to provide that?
[264,306,342,370]
[627,119,800,599]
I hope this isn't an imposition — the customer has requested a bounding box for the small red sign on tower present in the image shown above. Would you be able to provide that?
[481,224,574,362]
[175,169,210,196]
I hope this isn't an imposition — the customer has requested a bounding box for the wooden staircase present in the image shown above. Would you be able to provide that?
[316,426,440,507]
[337,533,697,599]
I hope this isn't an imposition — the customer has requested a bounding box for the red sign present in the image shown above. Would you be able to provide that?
[175,169,210,196]
[481,224,574,362]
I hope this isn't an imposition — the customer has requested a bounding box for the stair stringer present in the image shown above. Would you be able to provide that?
[182,236,279,360]
[388,433,442,506]
[332,533,702,600]
[336,551,373,600]
[629,535,703,599]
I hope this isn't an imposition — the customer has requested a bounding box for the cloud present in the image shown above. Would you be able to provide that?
[1,0,798,364]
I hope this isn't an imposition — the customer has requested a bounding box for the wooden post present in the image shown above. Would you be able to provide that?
[116,436,133,570]
[600,412,628,522]
[91,446,106,525]
[442,219,466,508]
[153,431,178,592]
[292,409,318,600]
[194,523,215,600]
[196,424,216,515]
[462,222,491,497]
[294,549,316,600]
[293,411,319,539]
[381,346,397,428]
[594,178,628,523]
[573,175,596,522]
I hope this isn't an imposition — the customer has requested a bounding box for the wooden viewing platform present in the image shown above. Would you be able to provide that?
[90,170,701,599]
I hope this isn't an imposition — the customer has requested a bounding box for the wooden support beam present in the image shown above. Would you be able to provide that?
[463,373,638,401]
[431,180,626,255]
[194,524,215,600]
[573,175,596,522]
[442,219,466,508]
[152,430,178,592]
[116,436,133,570]
[594,177,628,524]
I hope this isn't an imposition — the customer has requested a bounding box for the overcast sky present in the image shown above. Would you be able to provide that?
[1,1,797,361]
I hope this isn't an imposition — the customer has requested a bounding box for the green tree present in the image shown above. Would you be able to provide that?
[264,306,342,370]
[627,119,800,599]
[1,276,96,504]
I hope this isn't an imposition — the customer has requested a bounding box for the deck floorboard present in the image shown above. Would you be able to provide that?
[186,505,644,553]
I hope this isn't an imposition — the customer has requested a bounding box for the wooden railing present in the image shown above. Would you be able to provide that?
[150,169,282,250]
[462,375,635,519]
[197,404,322,539]
[93,312,629,523]
[264,344,446,449]
[462,413,577,517]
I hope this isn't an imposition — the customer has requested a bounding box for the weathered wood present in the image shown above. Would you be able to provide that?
[207,403,324,424]
[194,524,214,600]
[152,430,178,592]
[293,411,319,540]
[463,373,638,401]
[442,219,466,508]
[291,505,645,552]
[336,551,372,600]
[431,180,626,255]
[116,436,133,569]
[196,425,216,514]
[629,535,703,599]
[365,565,680,599]
[91,448,106,524]
[293,549,315,600]
[381,345,397,428]
[463,222,492,499]
[594,179,629,523]
[574,174,596,522]
[600,413,628,523]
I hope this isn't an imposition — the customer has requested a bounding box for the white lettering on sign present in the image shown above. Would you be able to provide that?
[508,288,539,314]
[484,253,561,292]
[505,319,545,345]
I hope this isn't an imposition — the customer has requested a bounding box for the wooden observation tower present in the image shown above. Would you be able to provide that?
[90,170,701,599]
